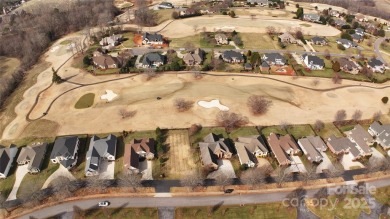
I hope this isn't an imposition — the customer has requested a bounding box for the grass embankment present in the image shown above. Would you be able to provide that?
[75,93,95,109]
[175,203,297,219]
[83,207,158,219]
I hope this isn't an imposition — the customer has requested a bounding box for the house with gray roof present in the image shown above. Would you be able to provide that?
[336,38,358,49]
[355,28,364,36]
[234,136,269,167]
[17,143,48,174]
[247,0,268,6]
[278,32,296,44]
[303,14,320,23]
[199,133,232,170]
[50,136,80,169]
[367,58,386,73]
[262,53,287,66]
[326,135,354,155]
[368,121,390,150]
[346,125,374,158]
[158,2,174,9]
[99,34,123,48]
[222,50,244,63]
[327,132,371,161]
[141,53,165,68]
[0,145,18,178]
[142,32,164,45]
[302,53,325,70]
[336,57,361,75]
[310,36,327,46]
[85,135,117,176]
[334,19,347,28]
[298,136,324,163]
[351,33,363,43]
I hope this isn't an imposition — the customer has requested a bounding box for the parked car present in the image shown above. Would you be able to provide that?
[98,201,110,207]
[224,189,234,194]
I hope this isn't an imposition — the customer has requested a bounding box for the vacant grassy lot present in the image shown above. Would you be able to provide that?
[0,56,20,78]
[83,207,158,219]
[122,32,135,48]
[156,9,174,24]
[75,93,95,109]
[169,34,201,48]
[239,33,276,50]
[175,203,297,219]
[307,195,370,219]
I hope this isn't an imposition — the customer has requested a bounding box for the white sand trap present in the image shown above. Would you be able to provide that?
[198,99,229,111]
[50,45,60,52]
[100,90,118,102]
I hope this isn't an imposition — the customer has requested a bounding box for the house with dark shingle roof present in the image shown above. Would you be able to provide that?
[336,57,361,75]
[158,2,174,9]
[0,145,18,179]
[85,135,117,176]
[247,0,268,6]
[234,136,269,167]
[222,50,244,63]
[50,136,79,169]
[92,55,120,69]
[124,138,155,174]
[334,19,347,28]
[298,136,326,163]
[262,53,287,66]
[302,53,325,70]
[326,135,354,155]
[142,53,165,68]
[368,121,390,150]
[142,32,164,45]
[303,14,321,23]
[336,39,358,49]
[17,142,48,174]
[199,133,232,170]
[367,58,386,73]
[183,48,205,66]
[351,33,363,43]
[310,36,327,46]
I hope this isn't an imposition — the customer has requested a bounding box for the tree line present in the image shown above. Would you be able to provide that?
[0,0,119,108]
[294,0,390,21]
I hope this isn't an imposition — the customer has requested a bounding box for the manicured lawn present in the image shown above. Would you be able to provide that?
[372,186,390,205]
[380,41,390,54]
[372,65,390,83]
[83,207,158,219]
[337,124,355,133]
[307,195,370,219]
[0,164,17,198]
[239,33,276,50]
[156,9,174,24]
[312,123,343,139]
[74,93,95,109]
[287,124,315,140]
[260,125,287,137]
[169,35,201,48]
[122,32,135,48]
[229,126,260,140]
[175,203,297,219]
[89,67,120,75]
[59,40,72,45]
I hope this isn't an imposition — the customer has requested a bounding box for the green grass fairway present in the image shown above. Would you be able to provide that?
[75,93,95,109]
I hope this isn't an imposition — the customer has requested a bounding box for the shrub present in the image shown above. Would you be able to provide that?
[382,97,389,104]
[247,95,272,115]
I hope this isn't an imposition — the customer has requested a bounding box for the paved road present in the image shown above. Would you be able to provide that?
[374,37,388,65]
[17,177,390,219]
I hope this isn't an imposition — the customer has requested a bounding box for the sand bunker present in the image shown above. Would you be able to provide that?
[100,90,118,102]
[198,99,229,111]
[50,46,60,52]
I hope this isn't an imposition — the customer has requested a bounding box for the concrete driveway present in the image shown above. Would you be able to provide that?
[42,165,76,189]
[286,156,307,174]
[207,159,236,179]
[7,165,28,201]
[98,160,115,180]
[316,151,334,173]
[139,160,153,180]
[340,153,365,170]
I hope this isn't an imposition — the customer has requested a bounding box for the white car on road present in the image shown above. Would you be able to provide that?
[98,201,110,207]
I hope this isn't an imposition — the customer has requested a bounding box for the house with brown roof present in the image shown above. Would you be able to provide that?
[124,138,155,174]
[297,136,326,163]
[336,57,361,75]
[199,133,232,170]
[266,133,291,166]
[183,48,205,66]
[92,55,120,69]
[278,32,296,44]
[215,33,229,45]
[234,136,269,167]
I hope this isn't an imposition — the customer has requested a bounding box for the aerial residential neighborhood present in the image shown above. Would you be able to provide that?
[0,0,390,218]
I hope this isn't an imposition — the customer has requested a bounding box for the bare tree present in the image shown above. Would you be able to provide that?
[334,109,347,122]
[299,165,318,185]
[273,166,292,187]
[314,120,325,132]
[311,78,320,87]
[247,95,272,115]
[240,168,270,189]
[372,111,382,121]
[279,121,290,132]
[49,176,80,200]
[266,26,276,36]
[183,41,195,51]
[332,72,342,84]
[189,123,202,136]
[144,68,157,81]
[85,176,113,194]
[324,162,344,178]
[117,172,142,192]
[174,98,194,112]
[214,173,234,191]
[324,49,331,60]
[19,178,45,208]
[180,171,204,191]
[119,109,137,119]
[352,109,362,121]
[134,0,158,30]
[361,66,373,78]
[216,111,249,132]
[313,187,329,201]
[250,14,256,20]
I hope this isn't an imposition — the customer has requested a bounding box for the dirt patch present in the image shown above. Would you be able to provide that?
[165,130,197,178]
[19,119,59,138]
